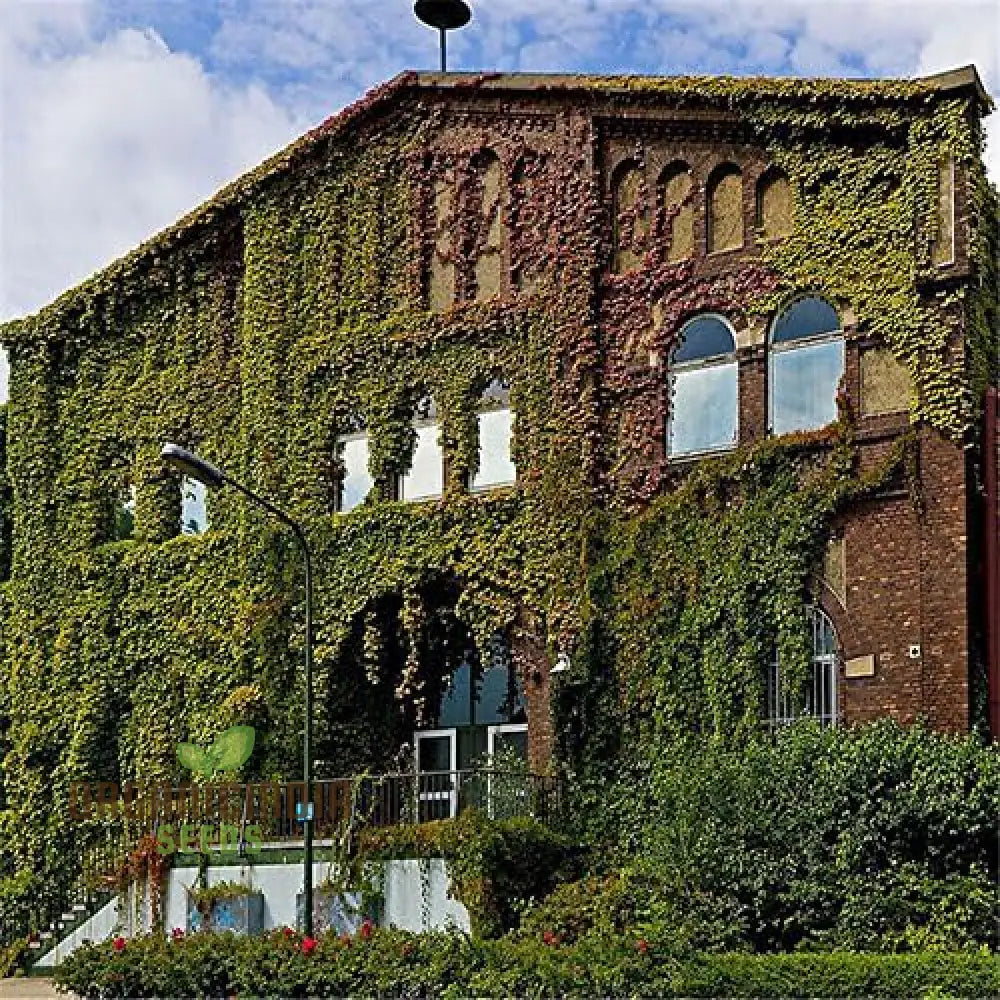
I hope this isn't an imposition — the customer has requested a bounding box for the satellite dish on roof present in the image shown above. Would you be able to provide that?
[414,0,471,72]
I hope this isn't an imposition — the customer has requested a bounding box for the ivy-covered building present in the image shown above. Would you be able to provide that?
[0,67,997,912]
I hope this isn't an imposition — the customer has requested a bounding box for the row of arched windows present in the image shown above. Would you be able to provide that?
[611,159,793,272]
[667,297,844,457]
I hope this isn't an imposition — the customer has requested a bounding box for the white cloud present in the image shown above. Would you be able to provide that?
[0,0,996,329]
[0,1,304,321]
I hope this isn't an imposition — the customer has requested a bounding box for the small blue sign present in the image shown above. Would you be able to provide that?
[295,801,314,822]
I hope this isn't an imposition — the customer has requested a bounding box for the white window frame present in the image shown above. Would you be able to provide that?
[765,607,839,728]
[400,398,443,503]
[767,299,844,436]
[414,729,458,819]
[470,380,516,492]
[334,429,372,513]
[666,312,739,459]
[486,724,528,819]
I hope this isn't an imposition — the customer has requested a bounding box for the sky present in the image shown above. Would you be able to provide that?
[1,0,997,350]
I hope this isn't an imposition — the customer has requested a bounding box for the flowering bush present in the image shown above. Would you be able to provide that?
[52,930,1000,999]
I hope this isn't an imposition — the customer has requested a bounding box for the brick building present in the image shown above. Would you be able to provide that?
[0,66,997,806]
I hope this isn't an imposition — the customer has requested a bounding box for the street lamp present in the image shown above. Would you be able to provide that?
[414,0,471,72]
[160,443,316,936]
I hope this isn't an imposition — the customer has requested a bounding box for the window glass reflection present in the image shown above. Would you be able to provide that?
[181,476,207,535]
[673,316,735,362]
[336,435,371,512]
[472,409,515,490]
[669,363,738,456]
[772,297,840,343]
[770,340,844,435]
[402,424,443,501]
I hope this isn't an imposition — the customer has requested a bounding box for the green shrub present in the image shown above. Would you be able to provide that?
[54,929,1000,999]
[517,870,744,951]
[570,721,1000,952]
[359,809,584,937]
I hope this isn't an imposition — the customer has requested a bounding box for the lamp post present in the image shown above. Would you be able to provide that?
[414,0,471,72]
[160,443,315,936]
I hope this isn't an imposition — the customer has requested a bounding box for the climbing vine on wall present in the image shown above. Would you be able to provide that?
[0,72,994,937]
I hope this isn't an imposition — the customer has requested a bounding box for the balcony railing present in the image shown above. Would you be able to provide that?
[77,770,561,888]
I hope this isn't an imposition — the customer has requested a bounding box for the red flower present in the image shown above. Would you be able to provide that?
[542,930,558,946]
[636,938,650,955]
[282,926,295,938]
[112,936,126,952]
[301,936,317,956]
[171,928,184,940]
[359,918,374,939]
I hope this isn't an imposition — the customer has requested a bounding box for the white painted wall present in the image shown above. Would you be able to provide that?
[35,857,469,968]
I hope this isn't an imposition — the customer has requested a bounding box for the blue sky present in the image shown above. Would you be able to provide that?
[1,0,997,331]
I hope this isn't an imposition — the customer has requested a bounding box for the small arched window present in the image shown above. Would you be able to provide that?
[658,161,694,262]
[769,296,844,435]
[611,161,646,274]
[474,151,506,301]
[756,166,793,240]
[333,416,372,513]
[706,163,743,253]
[471,378,515,492]
[667,314,738,457]
[765,607,838,727]
[401,395,443,502]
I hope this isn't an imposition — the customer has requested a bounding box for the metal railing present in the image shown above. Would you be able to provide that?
[74,770,562,885]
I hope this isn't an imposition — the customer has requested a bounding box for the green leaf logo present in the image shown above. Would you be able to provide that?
[176,725,255,777]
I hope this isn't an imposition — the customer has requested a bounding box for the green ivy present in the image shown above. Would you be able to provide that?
[0,73,995,940]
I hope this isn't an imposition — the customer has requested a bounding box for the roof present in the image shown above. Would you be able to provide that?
[3,64,992,338]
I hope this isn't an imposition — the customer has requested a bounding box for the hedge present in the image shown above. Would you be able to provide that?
[53,929,1000,999]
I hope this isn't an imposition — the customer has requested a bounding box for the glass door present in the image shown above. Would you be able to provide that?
[414,729,457,821]
[486,724,528,819]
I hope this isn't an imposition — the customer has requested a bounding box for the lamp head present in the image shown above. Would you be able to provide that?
[551,653,571,676]
[160,443,226,490]
[414,0,471,32]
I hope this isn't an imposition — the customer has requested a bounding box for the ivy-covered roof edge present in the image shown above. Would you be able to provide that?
[1,63,991,343]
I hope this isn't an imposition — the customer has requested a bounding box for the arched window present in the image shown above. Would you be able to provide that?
[765,607,838,727]
[769,296,844,435]
[667,314,738,457]
[333,417,372,513]
[471,378,515,492]
[401,395,443,502]
[474,151,506,301]
[706,163,743,253]
[756,166,793,240]
[611,160,646,274]
[658,161,694,262]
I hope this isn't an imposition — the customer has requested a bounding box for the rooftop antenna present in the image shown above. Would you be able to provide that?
[414,0,471,72]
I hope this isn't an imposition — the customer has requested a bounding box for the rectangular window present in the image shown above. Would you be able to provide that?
[335,434,372,512]
[770,339,844,436]
[401,424,443,502]
[181,477,208,535]
[472,408,516,490]
[668,362,739,457]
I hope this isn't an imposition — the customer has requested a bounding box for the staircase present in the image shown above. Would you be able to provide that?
[21,891,118,973]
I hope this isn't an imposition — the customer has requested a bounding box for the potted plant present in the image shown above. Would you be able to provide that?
[186,880,264,935]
